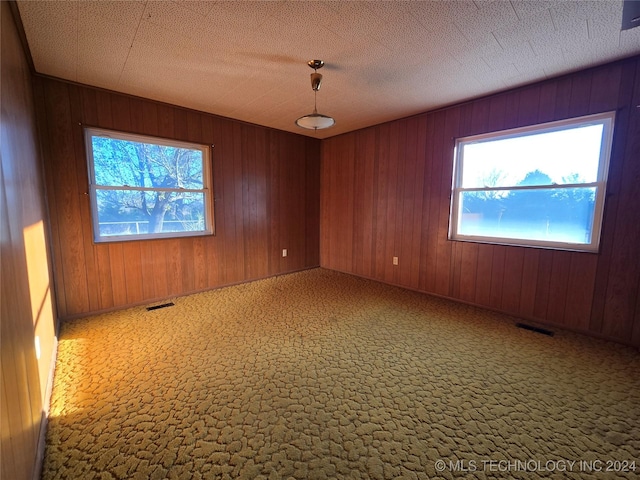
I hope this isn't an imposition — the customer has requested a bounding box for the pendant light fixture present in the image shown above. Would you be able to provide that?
[295,60,335,130]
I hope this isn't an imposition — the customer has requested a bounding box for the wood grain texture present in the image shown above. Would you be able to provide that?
[589,60,638,334]
[600,59,640,340]
[1,3,58,479]
[320,56,640,347]
[36,78,321,319]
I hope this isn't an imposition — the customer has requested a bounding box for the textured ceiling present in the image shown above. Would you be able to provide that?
[16,0,640,139]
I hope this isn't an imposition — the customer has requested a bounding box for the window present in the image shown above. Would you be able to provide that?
[449,112,615,252]
[85,128,213,242]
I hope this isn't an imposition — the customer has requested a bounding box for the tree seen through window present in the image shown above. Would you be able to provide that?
[86,128,212,242]
[450,112,615,251]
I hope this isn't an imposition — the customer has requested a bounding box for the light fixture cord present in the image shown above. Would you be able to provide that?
[313,65,319,114]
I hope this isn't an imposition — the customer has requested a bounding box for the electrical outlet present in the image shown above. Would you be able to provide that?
[393,256,398,265]
[282,249,287,257]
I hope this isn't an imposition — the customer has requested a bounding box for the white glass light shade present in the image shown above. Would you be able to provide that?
[295,112,335,130]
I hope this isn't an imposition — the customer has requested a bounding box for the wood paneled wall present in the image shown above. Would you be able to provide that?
[1,2,58,479]
[35,77,321,319]
[321,56,640,347]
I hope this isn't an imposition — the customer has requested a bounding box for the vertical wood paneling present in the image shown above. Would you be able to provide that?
[517,86,540,126]
[630,62,640,344]
[441,106,459,297]
[399,118,419,287]
[95,244,114,308]
[1,4,58,480]
[373,126,389,279]
[545,252,571,324]
[488,247,506,310]
[294,136,306,266]
[458,243,478,303]
[553,76,573,120]
[383,122,399,284]
[304,139,320,268]
[216,118,233,282]
[247,125,269,278]
[633,283,640,346]
[319,139,332,268]
[564,254,598,331]
[33,79,67,317]
[567,72,592,118]
[600,59,640,340]
[589,60,638,334]
[282,133,302,271]
[38,78,321,319]
[81,89,113,310]
[187,114,210,290]
[422,114,442,293]
[519,250,539,318]
[69,86,101,311]
[457,101,489,303]
[176,239,196,295]
[474,244,494,306]
[242,125,255,278]
[537,82,558,123]
[270,131,284,274]
[229,122,245,282]
[44,81,90,315]
[139,243,156,300]
[533,250,554,319]
[409,116,428,288]
[589,64,622,112]
[1,173,40,480]
[501,248,524,315]
[417,115,433,291]
[1,380,17,478]
[320,55,640,347]
[108,243,128,305]
[352,129,376,278]
[434,108,459,297]
[123,242,144,305]
[450,104,474,298]
[204,117,221,288]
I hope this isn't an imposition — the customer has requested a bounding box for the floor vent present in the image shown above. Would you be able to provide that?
[146,302,175,311]
[516,323,554,336]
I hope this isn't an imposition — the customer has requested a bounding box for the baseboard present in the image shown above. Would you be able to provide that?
[60,265,321,321]
[32,330,59,480]
[321,266,640,350]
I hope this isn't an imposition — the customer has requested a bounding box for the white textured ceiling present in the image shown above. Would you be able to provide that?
[16,0,640,139]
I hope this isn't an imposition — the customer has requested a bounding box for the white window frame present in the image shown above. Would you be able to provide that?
[85,127,214,243]
[449,111,615,252]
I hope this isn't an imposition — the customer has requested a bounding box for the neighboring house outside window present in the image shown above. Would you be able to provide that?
[449,112,615,252]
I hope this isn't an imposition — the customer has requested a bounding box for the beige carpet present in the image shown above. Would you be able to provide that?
[42,268,639,479]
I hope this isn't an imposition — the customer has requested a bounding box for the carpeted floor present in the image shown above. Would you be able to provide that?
[42,268,639,479]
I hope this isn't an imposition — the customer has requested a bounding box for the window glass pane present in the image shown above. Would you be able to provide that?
[460,124,604,188]
[92,137,204,189]
[458,187,597,244]
[96,190,206,237]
